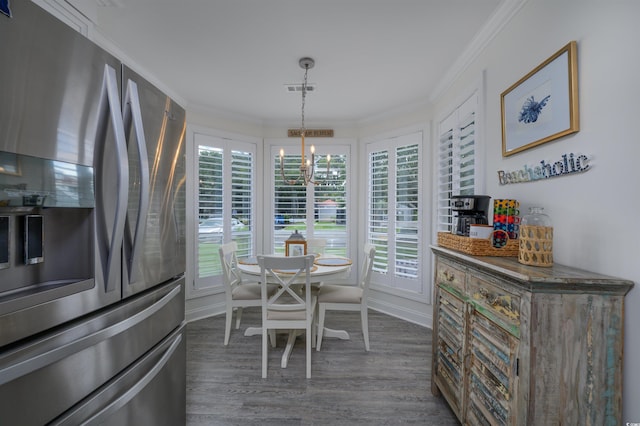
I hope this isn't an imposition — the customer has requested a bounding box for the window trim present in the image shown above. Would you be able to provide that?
[362,126,430,303]
[186,125,260,299]
[433,73,486,236]
[264,138,357,280]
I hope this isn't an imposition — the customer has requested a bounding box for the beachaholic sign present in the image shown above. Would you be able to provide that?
[497,152,591,185]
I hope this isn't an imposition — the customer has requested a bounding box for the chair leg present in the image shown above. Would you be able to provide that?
[361,305,370,352]
[311,305,317,349]
[235,307,243,329]
[262,327,268,378]
[224,305,233,345]
[306,324,312,378]
[269,329,276,347]
[316,304,326,351]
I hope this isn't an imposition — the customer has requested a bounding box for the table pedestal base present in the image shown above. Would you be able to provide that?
[321,327,350,340]
[245,326,349,340]
[244,326,261,337]
[245,325,350,369]
[281,330,300,368]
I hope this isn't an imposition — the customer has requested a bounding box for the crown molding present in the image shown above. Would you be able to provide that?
[356,96,433,127]
[357,0,528,127]
[34,0,89,35]
[430,0,529,104]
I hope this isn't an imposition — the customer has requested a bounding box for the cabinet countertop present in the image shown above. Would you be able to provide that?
[431,245,634,295]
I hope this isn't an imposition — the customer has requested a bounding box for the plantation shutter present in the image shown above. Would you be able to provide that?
[230,150,254,259]
[395,144,419,278]
[273,154,307,251]
[369,150,389,274]
[437,93,478,232]
[195,135,256,287]
[272,145,350,257]
[312,153,347,256]
[367,131,422,293]
[197,146,223,278]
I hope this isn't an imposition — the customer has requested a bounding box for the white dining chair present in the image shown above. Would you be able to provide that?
[316,243,376,351]
[306,238,327,255]
[219,242,277,346]
[258,254,316,378]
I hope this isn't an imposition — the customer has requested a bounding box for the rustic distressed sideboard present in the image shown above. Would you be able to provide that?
[430,245,634,425]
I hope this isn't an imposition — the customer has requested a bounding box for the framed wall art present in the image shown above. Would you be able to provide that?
[501,41,579,157]
[285,240,306,257]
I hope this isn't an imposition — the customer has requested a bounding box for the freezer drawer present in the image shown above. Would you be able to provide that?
[52,324,186,426]
[0,278,184,425]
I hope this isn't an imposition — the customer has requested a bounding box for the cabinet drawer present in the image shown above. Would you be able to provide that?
[468,276,520,337]
[435,259,465,296]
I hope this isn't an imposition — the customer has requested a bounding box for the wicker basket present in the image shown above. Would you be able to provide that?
[437,232,519,257]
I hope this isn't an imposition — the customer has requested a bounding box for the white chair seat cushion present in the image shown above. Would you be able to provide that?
[267,309,306,320]
[232,283,277,300]
[318,284,363,304]
[267,295,317,320]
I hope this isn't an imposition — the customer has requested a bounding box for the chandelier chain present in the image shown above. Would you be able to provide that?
[301,64,308,135]
[279,57,329,186]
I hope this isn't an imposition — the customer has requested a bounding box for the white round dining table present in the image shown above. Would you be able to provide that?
[237,256,352,282]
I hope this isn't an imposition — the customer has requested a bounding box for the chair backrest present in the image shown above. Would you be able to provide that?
[219,241,241,290]
[359,243,376,296]
[258,255,315,316]
[306,238,327,255]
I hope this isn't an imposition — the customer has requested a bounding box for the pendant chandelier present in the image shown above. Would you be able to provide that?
[279,57,330,185]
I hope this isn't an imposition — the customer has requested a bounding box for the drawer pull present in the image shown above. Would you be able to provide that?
[479,287,498,305]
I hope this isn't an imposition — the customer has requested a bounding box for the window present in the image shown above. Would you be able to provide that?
[437,93,479,232]
[272,143,349,257]
[366,131,422,293]
[195,134,255,288]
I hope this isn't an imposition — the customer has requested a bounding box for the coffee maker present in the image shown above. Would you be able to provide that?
[451,195,491,236]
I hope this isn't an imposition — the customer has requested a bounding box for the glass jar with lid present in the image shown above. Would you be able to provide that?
[518,207,553,266]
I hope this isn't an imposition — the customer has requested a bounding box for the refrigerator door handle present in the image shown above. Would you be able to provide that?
[122,79,150,284]
[0,284,181,386]
[95,64,129,293]
[78,333,183,426]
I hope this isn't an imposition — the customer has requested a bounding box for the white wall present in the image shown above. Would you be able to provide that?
[427,0,640,420]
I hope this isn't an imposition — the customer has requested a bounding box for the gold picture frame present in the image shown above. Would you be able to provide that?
[285,241,307,257]
[501,41,579,157]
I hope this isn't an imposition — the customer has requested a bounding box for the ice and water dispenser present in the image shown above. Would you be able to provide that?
[0,152,94,296]
[0,214,45,267]
[0,215,8,269]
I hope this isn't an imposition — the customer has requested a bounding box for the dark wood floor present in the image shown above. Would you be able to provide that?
[186,308,460,425]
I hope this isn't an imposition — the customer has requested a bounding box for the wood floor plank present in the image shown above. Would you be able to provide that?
[186,309,460,425]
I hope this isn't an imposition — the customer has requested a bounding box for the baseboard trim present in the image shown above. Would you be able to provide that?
[368,299,433,329]
[185,293,434,329]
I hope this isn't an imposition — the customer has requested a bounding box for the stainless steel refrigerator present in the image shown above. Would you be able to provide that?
[0,1,187,424]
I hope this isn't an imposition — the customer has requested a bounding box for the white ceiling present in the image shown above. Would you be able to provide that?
[67,0,506,126]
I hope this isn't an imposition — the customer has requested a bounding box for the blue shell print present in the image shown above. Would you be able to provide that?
[518,95,550,123]
[1,0,11,18]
